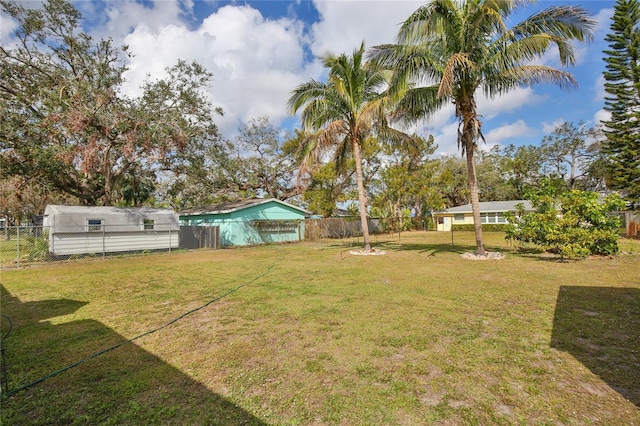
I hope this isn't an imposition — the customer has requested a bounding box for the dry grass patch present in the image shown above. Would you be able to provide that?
[1,232,639,424]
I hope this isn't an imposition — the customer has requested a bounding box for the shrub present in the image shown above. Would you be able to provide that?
[505,188,626,258]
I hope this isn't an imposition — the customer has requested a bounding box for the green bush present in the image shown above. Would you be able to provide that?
[22,234,50,261]
[505,187,626,258]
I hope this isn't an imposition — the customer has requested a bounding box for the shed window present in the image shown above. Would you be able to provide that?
[453,213,465,222]
[87,219,103,232]
[144,219,154,230]
[252,220,298,233]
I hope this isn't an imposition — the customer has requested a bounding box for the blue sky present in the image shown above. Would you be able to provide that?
[1,0,616,155]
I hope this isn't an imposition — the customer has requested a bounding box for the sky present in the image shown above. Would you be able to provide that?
[1,0,617,156]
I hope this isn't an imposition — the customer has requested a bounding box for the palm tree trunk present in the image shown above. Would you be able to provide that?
[459,95,485,256]
[465,145,485,256]
[352,138,372,251]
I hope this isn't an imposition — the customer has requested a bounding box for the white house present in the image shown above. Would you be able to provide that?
[43,205,179,255]
[433,200,534,232]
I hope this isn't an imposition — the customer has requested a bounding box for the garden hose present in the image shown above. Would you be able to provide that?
[2,259,281,398]
[1,314,12,395]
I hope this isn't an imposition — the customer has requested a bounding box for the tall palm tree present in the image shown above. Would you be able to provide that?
[288,42,399,252]
[370,0,595,255]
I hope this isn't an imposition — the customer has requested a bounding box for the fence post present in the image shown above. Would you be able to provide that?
[16,226,20,269]
[169,225,172,253]
[102,225,106,258]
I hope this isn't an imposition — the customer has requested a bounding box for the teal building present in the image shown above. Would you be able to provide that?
[179,198,309,247]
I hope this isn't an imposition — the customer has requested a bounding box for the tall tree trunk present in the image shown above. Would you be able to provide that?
[465,145,485,255]
[459,95,485,256]
[352,138,371,251]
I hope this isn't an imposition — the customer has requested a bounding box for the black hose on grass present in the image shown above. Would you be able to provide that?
[2,259,281,398]
[1,314,12,394]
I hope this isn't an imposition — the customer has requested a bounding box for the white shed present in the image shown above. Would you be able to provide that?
[43,205,179,256]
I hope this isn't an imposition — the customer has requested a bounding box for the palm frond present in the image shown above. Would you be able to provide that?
[483,65,577,98]
[390,85,445,123]
[438,52,474,98]
[512,5,596,66]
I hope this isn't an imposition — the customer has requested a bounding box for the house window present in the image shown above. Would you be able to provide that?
[87,219,103,232]
[480,213,505,224]
[144,219,154,230]
[480,213,493,224]
[453,213,465,222]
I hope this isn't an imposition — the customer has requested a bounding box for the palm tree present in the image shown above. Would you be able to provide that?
[370,0,595,255]
[288,42,399,252]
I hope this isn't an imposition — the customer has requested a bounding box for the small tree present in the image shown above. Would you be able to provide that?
[506,185,626,258]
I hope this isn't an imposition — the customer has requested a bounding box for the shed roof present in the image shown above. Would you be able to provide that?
[436,200,533,214]
[44,205,177,216]
[179,198,310,216]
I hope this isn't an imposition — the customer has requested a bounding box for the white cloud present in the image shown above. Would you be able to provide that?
[542,118,566,134]
[115,3,309,137]
[431,121,460,156]
[483,120,533,147]
[477,87,547,119]
[594,74,607,103]
[0,10,18,48]
[309,1,422,56]
[76,0,189,44]
[594,108,610,126]
[594,7,614,34]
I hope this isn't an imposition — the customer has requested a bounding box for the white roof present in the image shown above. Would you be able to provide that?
[45,205,176,216]
[43,205,179,232]
[436,200,533,214]
[179,198,309,216]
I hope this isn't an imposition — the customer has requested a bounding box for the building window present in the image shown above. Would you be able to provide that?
[480,213,493,224]
[144,219,154,230]
[479,213,506,224]
[252,220,298,233]
[87,219,103,232]
[453,213,465,222]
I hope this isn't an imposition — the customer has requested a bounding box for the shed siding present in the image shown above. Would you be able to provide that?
[44,205,180,255]
[180,201,305,246]
[49,231,179,256]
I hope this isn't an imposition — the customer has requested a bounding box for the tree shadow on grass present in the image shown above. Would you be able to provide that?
[550,286,640,407]
[380,241,469,256]
[0,285,267,425]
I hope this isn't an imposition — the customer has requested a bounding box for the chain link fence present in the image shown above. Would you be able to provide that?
[1,224,180,270]
[304,217,433,241]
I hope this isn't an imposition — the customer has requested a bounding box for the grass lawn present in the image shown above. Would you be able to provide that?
[1,231,639,425]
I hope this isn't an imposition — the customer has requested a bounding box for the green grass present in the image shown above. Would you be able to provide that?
[1,231,639,425]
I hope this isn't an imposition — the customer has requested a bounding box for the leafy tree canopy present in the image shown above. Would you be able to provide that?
[0,0,223,206]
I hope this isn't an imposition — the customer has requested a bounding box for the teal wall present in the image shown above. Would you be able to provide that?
[179,201,306,246]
